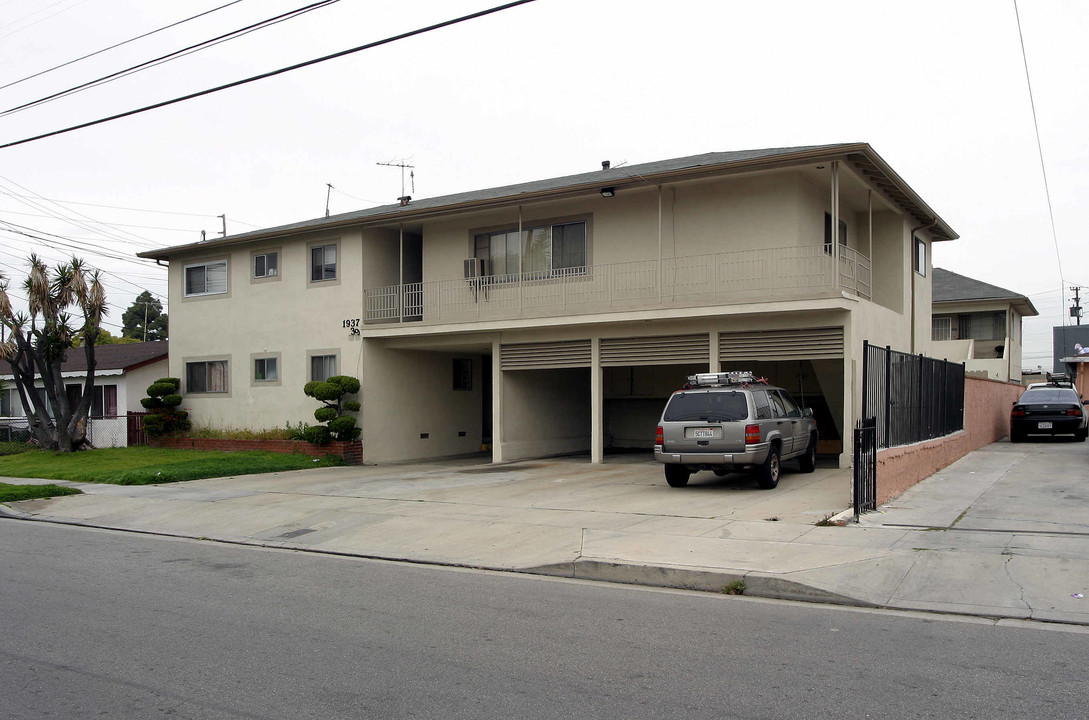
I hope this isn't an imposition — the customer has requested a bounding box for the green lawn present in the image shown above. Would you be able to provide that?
[0,446,344,485]
[0,482,82,503]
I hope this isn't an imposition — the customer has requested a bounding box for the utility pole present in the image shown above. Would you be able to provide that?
[325,183,334,218]
[143,302,148,342]
[1072,286,1083,325]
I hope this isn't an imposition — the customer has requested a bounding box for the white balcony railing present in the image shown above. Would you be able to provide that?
[365,244,871,326]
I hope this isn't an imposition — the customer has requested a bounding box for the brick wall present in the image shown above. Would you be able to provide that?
[875,375,1022,504]
[151,437,363,465]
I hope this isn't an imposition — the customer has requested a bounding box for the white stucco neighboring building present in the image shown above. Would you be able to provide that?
[139,143,957,467]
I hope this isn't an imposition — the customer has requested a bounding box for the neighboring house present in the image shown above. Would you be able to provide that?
[138,143,956,467]
[1,341,169,446]
[931,268,1037,382]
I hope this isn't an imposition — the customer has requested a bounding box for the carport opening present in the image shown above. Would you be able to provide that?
[721,359,843,458]
[603,364,706,456]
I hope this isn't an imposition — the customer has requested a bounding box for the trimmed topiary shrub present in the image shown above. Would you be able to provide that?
[141,377,190,437]
[302,375,361,443]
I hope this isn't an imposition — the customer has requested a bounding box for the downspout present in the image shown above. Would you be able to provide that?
[657,185,662,303]
[909,219,938,353]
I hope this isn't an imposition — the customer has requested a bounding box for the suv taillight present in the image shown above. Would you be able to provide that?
[745,424,760,444]
[655,426,664,445]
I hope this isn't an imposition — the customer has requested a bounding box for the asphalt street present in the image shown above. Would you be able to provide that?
[3,520,1087,719]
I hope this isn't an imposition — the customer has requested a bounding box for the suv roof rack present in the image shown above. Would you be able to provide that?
[684,371,767,388]
[1046,372,1072,385]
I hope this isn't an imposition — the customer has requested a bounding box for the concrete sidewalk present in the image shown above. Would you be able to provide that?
[3,442,1088,625]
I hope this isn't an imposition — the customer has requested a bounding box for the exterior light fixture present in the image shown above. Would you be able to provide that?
[600,187,615,198]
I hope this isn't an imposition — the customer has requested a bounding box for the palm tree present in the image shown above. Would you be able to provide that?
[0,255,107,451]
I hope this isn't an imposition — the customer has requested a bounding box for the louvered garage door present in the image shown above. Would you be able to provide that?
[599,334,710,367]
[719,327,843,361]
[500,340,592,370]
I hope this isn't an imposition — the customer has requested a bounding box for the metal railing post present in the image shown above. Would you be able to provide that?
[884,345,892,449]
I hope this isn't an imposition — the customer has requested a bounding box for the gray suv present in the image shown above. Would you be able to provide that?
[654,372,819,489]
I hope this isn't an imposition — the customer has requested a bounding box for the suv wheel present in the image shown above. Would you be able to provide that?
[798,434,817,473]
[757,446,780,489]
[664,465,690,488]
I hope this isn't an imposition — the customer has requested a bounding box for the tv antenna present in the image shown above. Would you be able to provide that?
[377,158,415,205]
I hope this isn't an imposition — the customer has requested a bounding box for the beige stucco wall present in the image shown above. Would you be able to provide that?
[361,342,483,463]
[167,227,366,431]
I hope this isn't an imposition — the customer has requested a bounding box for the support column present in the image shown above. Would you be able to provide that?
[491,339,504,464]
[841,319,855,469]
[591,337,603,464]
[708,330,720,372]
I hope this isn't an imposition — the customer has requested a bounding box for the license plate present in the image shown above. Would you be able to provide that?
[691,428,715,438]
[1038,422,1052,429]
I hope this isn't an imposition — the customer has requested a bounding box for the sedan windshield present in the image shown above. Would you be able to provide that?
[664,392,748,422]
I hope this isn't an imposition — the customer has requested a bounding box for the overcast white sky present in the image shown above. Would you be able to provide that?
[0,0,1085,368]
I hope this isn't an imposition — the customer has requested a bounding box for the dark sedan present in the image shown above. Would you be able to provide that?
[1010,387,1088,442]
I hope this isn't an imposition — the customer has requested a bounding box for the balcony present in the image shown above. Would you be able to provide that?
[364,244,871,327]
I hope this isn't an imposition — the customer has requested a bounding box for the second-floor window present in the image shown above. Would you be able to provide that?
[311,244,337,282]
[254,252,278,278]
[932,316,952,341]
[184,260,227,297]
[474,221,586,277]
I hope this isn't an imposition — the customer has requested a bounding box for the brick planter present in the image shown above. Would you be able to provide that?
[150,437,363,465]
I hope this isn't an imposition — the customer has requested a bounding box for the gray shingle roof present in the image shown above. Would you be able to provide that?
[61,341,169,373]
[139,143,956,260]
[932,268,1038,316]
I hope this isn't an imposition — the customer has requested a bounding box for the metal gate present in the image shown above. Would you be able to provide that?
[853,417,877,521]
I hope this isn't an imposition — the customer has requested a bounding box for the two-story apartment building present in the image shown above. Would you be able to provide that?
[139,143,956,467]
[931,268,1037,382]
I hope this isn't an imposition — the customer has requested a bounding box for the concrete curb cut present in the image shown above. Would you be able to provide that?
[525,560,874,607]
[3,510,871,608]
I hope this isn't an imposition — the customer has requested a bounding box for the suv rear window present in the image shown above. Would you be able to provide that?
[663,392,748,422]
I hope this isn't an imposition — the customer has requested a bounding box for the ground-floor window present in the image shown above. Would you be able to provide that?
[310,354,337,382]
[187,360,229,393]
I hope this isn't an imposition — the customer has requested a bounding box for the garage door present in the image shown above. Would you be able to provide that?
[719,327,843,361]
[500,340,591,370]
[600,334,709,366]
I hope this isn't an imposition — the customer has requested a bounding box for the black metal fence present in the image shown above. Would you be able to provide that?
[853,417,877,520]
[861,341,965,450]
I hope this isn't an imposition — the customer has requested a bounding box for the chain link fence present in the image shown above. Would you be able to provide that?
[0,413,149,448]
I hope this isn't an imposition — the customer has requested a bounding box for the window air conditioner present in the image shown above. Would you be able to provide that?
[464,258,489,278]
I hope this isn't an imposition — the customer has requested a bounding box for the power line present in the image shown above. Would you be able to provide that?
[0,0,93,41]
[0,207,203,233]
[0,0,540,150]
[0,174,160,247]
[1,0,341,118]
[0,189,222,219]
[1014,0,1067,321]
[0,0,246,92]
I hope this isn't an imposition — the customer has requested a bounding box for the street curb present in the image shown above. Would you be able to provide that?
[6,511,1088,627]
[524,559,875,607]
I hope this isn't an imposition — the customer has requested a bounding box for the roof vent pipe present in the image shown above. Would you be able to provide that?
[601,160,610,170]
